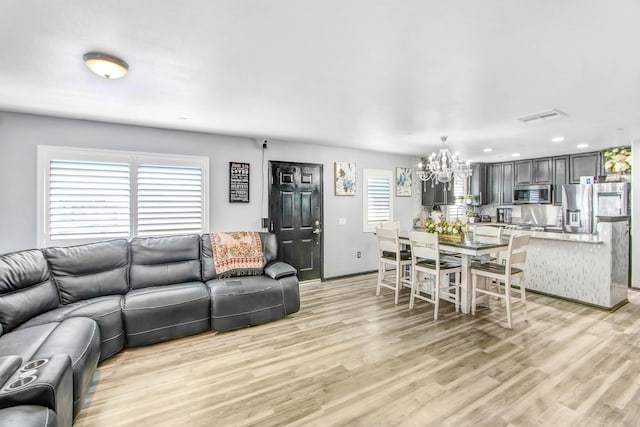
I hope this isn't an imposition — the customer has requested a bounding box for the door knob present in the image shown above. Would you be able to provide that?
[313,228,322,234]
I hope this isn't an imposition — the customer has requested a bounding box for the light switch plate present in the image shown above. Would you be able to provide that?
[338,218,347,225]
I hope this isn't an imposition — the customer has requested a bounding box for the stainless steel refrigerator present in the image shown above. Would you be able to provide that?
[562,184,593,233]
[562,182,629,233]
[593,182,629,218]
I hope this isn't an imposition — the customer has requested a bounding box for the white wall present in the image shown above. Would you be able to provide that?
[0,112,417,279]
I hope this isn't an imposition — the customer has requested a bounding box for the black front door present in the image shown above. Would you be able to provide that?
[269,161,323,281]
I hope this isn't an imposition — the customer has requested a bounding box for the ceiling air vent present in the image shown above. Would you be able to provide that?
[517,109,568,124]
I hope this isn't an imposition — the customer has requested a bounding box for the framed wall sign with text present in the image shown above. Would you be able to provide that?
[229,162,250,203]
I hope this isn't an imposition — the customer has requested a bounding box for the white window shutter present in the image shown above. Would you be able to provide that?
[363,169,393,232]
[137,164,204,236]
[446,178,466,222]
[49,160,131,240]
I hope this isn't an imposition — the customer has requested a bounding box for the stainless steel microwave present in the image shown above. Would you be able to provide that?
[513,185,552,204]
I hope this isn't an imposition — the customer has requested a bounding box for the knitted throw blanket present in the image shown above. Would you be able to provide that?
[210,231,264,277]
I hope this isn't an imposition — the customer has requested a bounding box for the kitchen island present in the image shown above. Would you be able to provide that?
[470,218,629,310]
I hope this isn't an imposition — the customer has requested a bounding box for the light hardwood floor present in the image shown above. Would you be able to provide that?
[74,273,640,427]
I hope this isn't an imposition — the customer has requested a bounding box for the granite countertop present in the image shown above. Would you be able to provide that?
[501,228,603,243]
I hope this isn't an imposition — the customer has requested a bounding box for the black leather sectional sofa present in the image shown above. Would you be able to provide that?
[0,232,299,427]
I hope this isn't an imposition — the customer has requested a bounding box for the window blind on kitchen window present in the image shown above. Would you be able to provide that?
[446,178,466,222]
[363,169,393,232]
[137,164,204,236]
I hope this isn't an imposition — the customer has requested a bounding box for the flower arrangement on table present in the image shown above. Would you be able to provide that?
[424,219,466,242]
[602,146,631,174]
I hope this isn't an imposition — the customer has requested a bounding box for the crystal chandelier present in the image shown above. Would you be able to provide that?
[416,136,472,189]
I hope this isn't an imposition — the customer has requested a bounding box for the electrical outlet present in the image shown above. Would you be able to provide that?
[356,251,361,258]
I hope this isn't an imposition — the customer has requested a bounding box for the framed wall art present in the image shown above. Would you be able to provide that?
[395,167,412,197]
[334,161,356,196]
[229,162,250,202]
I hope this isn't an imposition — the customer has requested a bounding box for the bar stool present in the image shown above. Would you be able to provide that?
[408,231,462,320]
[471,233,531,329]
[375,226,412,304]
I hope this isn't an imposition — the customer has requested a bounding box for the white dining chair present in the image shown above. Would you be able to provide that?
[408,231,462,320]
[375,226,412,304]
[378,221,401,230]
[472,225,504,261]
[471,233,531,329]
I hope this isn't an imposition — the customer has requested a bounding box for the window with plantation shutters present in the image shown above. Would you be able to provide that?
[446,177,466,222]
[48,160,131,240]
[38,146,209,247]
[137,164,204,236]
[363,169,394,232]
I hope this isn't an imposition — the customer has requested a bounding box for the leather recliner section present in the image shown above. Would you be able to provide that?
[0,406,57,427]
[208,275,288,332]
[123,282,210,347]
[43,240,129,360]
[124,235,210,346]
[16,296,125,362]
[31,318,100,419]
[0,250,60,337]
[0,354,74,427]
[44,239,129,304]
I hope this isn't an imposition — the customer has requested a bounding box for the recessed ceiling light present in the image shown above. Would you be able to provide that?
[512,153,521,157]
[551,136,564,143]
[576,143,589,149]
[83,52,128,79]
[483,148,493,152]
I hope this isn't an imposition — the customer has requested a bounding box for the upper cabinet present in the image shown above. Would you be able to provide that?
[422,180,455,207]
[533,158,552,184]
[488,162,514,205]
[514,160,533,185]
[569,152,601,183]
[514,158,552,185]
[474,150,600,206]
[469,163,488,205]
[552,156,568,205]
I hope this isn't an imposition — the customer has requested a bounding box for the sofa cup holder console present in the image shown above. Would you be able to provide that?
[21,358,49,371]
[5,375,37,391]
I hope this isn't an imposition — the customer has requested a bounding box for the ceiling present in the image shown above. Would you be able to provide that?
[1,0,639,161]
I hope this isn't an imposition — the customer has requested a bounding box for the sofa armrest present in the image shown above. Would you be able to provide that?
[0,356,22,388]
[264,262,297,280]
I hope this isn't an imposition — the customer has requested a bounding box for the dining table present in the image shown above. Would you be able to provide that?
[399,231,510,314]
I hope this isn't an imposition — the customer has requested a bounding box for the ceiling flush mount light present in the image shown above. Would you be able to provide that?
[416,136,472,189]
[83,52,128,79]
[577,143,589,149]
[512,153,521,157]
[483,148,493,152]
[552,136,565,143]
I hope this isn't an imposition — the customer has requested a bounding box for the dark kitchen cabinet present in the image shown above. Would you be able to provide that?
[552,156,568,205]
[488,162,514,205]
[533,158,552,184]
[488,163,501,204]
[422,180,454,207]
[503,162,514,204]
[470,163,488,205]
[569,152,601,183]
[421,180,434,206]
[514,160,532,185]
[515,158,552,185]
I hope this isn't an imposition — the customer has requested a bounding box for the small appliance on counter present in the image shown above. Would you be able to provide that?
[496,207,512,223]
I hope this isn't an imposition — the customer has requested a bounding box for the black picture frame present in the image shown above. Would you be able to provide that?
[229,162,250,203]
